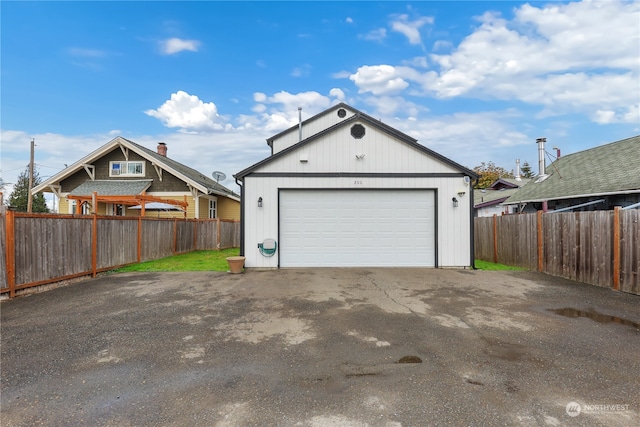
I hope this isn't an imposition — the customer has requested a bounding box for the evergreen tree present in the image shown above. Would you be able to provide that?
[520,161,535,179]
[7,167,50,212]
[472,161,515,189]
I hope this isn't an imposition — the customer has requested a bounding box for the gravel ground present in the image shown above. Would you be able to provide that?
[1,268,639,427]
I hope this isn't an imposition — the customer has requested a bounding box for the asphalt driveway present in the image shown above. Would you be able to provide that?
[1,269,639,426]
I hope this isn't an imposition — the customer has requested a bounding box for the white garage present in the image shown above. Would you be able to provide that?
[279,189,435,267]
[235,103,477,269]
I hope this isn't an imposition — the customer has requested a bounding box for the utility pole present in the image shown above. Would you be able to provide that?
[27,138,34,213]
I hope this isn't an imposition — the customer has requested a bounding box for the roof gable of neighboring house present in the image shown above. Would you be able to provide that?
[33,136,239,201]
[490,178,527,190]
[474,188,521,208]
[504,135,640,205]
[236,110,477,179]
[474,178,529,209]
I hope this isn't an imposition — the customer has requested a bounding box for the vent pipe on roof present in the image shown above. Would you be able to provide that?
[515,159,521,181]
[536,137,546,176]
[157,142,167,157]
[298,107,302,142]
[553,146,561,159]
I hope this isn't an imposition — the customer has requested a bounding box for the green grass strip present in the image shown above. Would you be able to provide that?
[474,260,524,271]
[115,248,240,272]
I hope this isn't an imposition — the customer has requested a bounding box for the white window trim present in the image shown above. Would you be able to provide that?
[208,199,217,219]
[69,200,91,215]
[109,160,145,177]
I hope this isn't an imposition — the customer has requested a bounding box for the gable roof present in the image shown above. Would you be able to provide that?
[504,135,640,205]
[236,105,478,180]
[474,188,521,208]
[266,102,355,147]
[490,178,529,189]
[32,136,239,201]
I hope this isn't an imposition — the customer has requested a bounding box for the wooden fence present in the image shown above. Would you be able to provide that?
[0,210,240,298]
[475,208,639,295]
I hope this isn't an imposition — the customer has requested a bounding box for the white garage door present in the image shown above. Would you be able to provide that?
[279,189,435,267]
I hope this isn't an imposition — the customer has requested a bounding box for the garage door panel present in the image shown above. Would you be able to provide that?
[280,190,435,267]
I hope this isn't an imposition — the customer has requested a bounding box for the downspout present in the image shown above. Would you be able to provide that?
[469,182,476,269]
[235,177,244,256]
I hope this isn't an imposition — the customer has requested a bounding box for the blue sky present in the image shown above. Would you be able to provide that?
[1,1,639,202]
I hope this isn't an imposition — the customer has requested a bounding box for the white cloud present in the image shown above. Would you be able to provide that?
[432,40,452,52]
[346,17,353,24]
[359,28,387,42]
[144,91,230,132]
[350,65,410,96]
[331,70,352,79]
[348,0,639,125]
[160,38,200,55]
[361,95,423,118]
[402,56,429,69]
[252,91,331,132]
[252,103,267,113]
[384,109,532,169]
[390,14,434,45]
[329,88,346,101]
[291,64,311,78]
[593,110,616,125]
[248,90,350,133]
[429,1,639,114]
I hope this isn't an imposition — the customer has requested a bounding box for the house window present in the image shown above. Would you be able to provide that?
[351,124,365,139]
[69,200,91,214]
[110,161,144,177]
[106,203,126,216]
[209,199,217,218]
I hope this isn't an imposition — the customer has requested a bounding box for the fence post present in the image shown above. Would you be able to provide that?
[173,218,178,254]
[137,216,142,263]
[613,207,621,291]
[5,209,16,298]
[537,210,544,272]
[492,214,498,263]
[217,219,221,250]
[92,214,98,277]
[193,219,198,251]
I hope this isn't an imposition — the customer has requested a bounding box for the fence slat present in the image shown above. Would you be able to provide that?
[2,214,240,298]
[475,210,639,296]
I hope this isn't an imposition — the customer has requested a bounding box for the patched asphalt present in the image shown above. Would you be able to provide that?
[1,268,639,426]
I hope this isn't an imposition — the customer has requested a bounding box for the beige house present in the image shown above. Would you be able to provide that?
[32,136,240,219]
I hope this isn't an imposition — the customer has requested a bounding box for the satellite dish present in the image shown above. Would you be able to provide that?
[212,171,226,183]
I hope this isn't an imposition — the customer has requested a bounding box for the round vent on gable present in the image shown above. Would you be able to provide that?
[337,108,347,118]
[351,124,365,139]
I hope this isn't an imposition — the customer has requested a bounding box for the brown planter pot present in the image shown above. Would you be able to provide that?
[226,256,246,274]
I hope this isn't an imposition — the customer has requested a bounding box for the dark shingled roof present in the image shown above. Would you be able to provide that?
[122,139,239,198]
[68,180,152,196]
[504,135,640,204]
